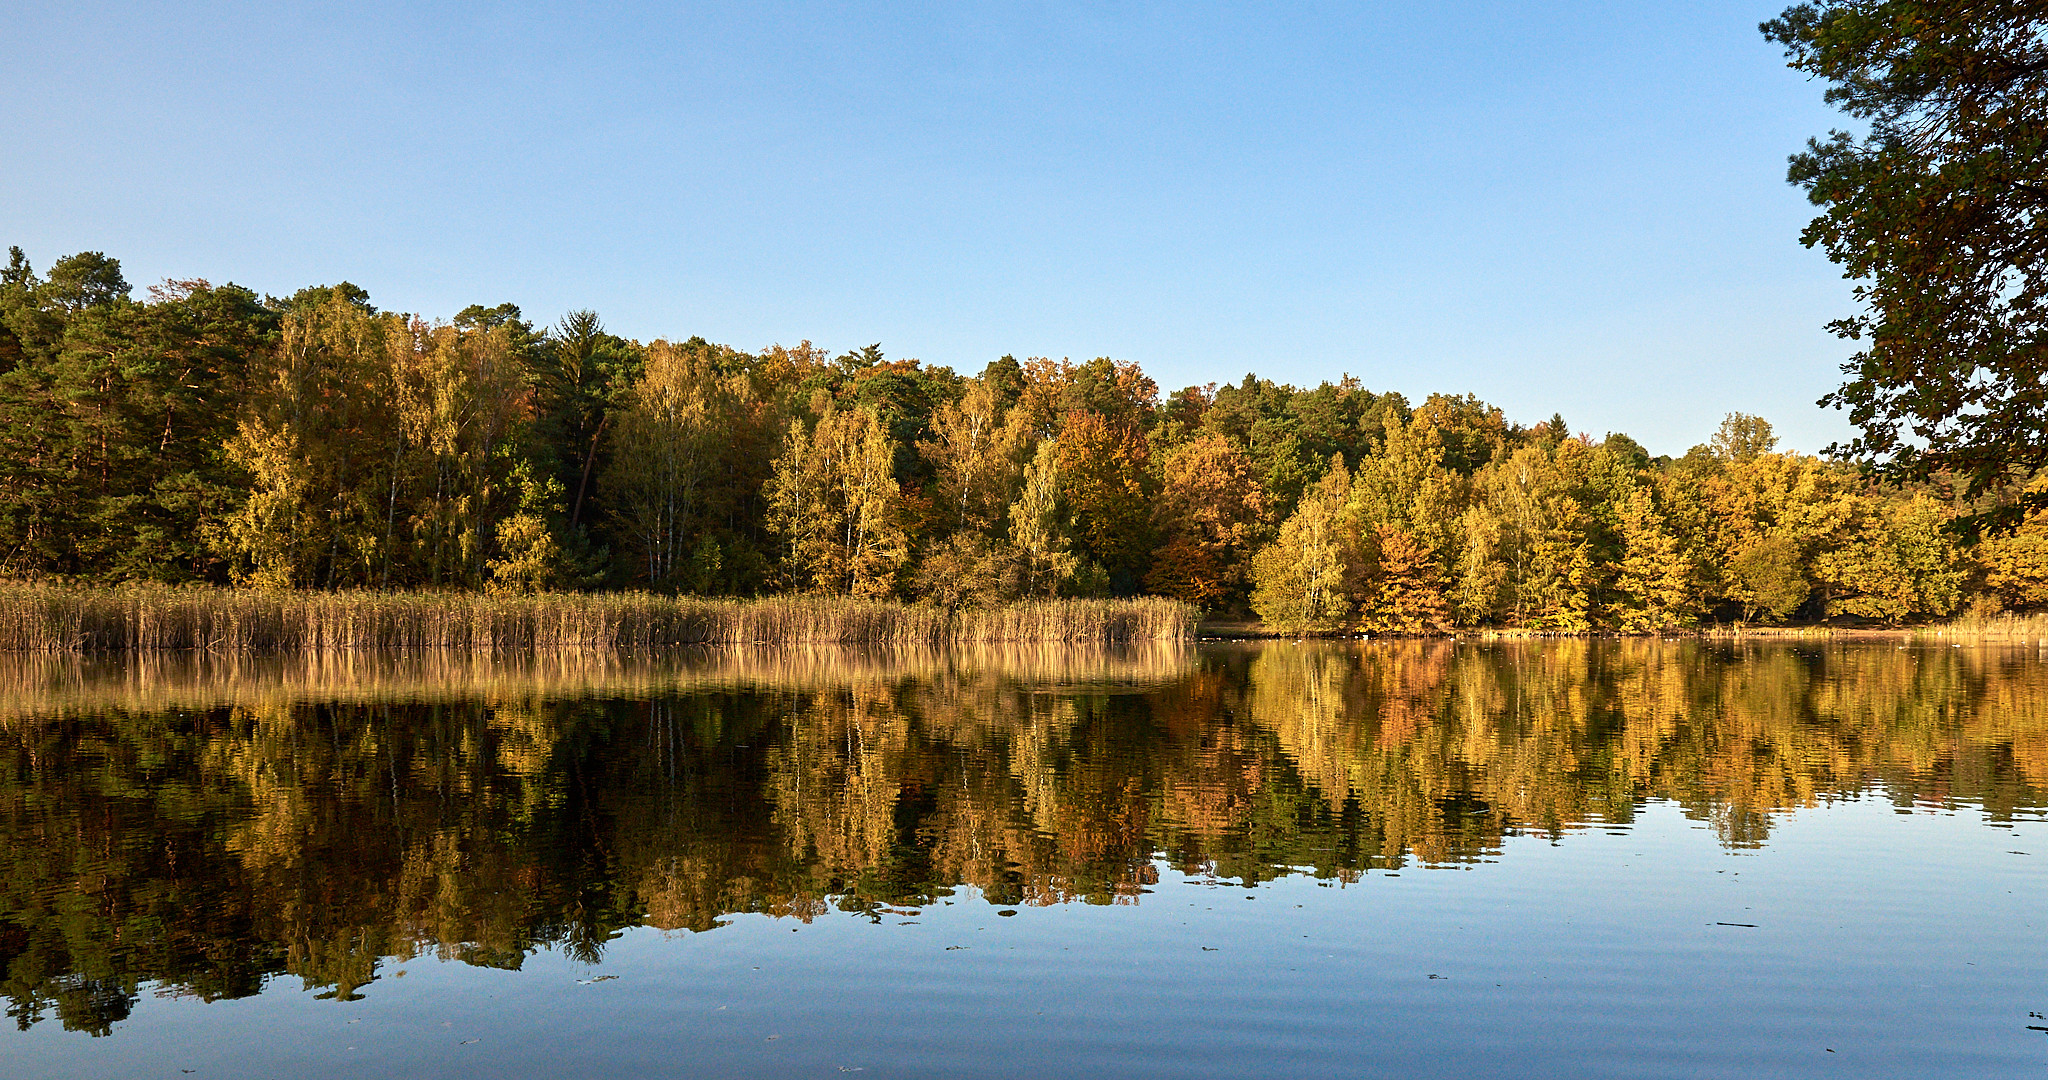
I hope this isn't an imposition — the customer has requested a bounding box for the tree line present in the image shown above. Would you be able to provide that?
[5,246,2046,630]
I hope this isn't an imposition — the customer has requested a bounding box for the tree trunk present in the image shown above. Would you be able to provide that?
[572,415,608,528]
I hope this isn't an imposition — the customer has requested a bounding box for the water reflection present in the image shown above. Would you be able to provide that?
[3,640,2044,1035]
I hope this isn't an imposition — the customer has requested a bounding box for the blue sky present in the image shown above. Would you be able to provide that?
[2,1,1847,455]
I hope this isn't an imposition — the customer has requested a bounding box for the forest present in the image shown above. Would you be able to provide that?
[4,245,2045,632]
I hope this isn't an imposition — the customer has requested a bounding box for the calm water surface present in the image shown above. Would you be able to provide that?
[3,640,2046,1079]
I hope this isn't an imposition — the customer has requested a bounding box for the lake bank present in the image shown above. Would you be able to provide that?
[1195,619,2014,641]
[0,585,1193,653]
[10,584,2030,653]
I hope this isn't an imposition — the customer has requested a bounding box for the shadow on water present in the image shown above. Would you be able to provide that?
[3,638,2045,1035]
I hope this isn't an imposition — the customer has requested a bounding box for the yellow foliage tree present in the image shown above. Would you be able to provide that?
[1814,495,1964,623]
[1250,461,1355,633]
[918,379,1030,536]
[1008,437,1081,598]
[1056,410,1153,588]
[221,293,398,587]
[1612,486,1696,631]
[1363,525,1451,633]
[765,403,909,597]
[603,339,760,590]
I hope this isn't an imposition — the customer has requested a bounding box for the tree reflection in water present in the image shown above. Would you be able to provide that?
[2,640,2044,1034]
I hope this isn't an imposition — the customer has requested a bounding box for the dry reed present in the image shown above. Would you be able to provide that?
[1919,610,2048,644]
[0,585,1195,654]
[1695,625,1837,639]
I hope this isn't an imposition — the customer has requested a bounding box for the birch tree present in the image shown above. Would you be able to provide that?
[766,403,909,597]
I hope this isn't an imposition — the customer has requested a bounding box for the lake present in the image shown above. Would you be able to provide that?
[3,639,2046,1079]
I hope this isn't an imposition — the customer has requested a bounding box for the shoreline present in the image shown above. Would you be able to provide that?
[1194,620,2020,643]
[3,583,2036,653]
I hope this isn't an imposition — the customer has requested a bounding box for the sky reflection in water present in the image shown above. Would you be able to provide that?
[4,640,2046,1079]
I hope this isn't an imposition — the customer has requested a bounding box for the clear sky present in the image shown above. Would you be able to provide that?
[2,1,1849,456]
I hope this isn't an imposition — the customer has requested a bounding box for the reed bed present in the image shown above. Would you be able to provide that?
[1919,611,2048,644]
[0,585,1195,654]
[1695,625,1838,639]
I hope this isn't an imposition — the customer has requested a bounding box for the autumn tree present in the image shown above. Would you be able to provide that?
[1348,402,1464,571]
[1693,448,1858,621]
[1976,483,2048,609]
[1007,437,1080,598]
[217,293,539,590]
[1710,412,1777,463]
[1611,486,1697,631]
[1250,460,1356,633]
[1465,442,1599,631]
[766,402,910,597]
[1727,536,1810,622]
[1813,495,1965,622]
[1145,433,1273,606]
[1448,503,1510,626]
[220,288,399,587]
[1056,410,1153,591]
[602,339,765,591]
[918,377,1030,536]
[384,318,530,587]
[1363,525,1451,633]
[486,465,565,593]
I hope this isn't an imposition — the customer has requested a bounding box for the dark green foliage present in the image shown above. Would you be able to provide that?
[1766,1,2048,514]
[39,251,129,312]
[980,353,1024,409]
[0,259,274,581]
[1602,432,1652,471]
[839,346,961,487]
[278,281,373,313]
[530,310,641,533]
[1197,374,1394,519]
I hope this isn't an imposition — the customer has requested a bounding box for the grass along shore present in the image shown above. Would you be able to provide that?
[1917,611,2048,644]
[0,585,1194,653]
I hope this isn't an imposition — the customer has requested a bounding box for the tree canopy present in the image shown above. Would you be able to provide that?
[3,243,2039,628]
[1765,1,2048,518]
